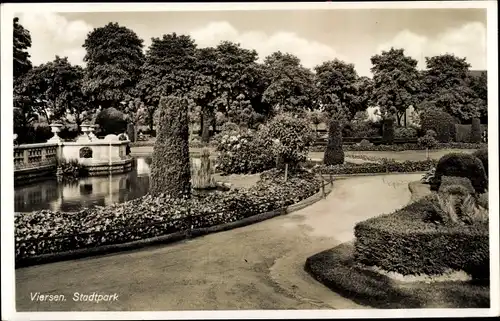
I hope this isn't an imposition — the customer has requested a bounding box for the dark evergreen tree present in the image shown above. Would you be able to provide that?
[324,119,345,166]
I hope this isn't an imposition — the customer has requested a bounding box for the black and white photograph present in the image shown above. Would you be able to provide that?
[1,1,498,320]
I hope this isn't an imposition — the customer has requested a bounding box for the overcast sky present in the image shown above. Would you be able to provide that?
[17,9,487,77]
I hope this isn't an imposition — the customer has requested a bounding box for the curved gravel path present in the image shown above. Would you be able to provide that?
[15,173,423,311]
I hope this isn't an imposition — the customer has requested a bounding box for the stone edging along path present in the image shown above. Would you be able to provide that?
[16,181,334,269]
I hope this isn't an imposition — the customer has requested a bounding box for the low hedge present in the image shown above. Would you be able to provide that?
[312,159,437,175]
[309,142,487,152]
[15,169,321,261]
[353,198,489,280]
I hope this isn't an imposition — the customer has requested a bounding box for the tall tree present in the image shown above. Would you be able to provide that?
[468,71,488,123]
[137,33,197,131]
[421,54,479,123]
[262,52,316,113]
[13,17,32,81]
[370,48,421,126]
[82,22,144,111]
[314,59,362,121]
[15,56,88,127]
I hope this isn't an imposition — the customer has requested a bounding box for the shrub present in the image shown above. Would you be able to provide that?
[382,118,395,144]
[420,109,457,143]
[477,192,488,209]
[149,96,191,198]
[470,118,482,143]
[354,198,489,280]
[216,130,275,175]
[263,113,314,169]
[439,176,475,194]
[127,123,135,142]
[95,107,127,135]
[472,148,488,176]
[417,131,439,150]
[394,127,417,139]
[432,153,488,193]
[59,126,80,141]
[324,119,345,166]
[14,125,53,144]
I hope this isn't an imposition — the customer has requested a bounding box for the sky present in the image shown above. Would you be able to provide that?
[16,8,487,77]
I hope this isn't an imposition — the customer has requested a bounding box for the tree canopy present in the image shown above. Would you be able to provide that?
[82,22,145,111]
[13,17,32,81]
[370,48,421,125]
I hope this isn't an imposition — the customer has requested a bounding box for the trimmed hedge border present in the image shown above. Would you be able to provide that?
[312,159,437,175]
[309,142,486,152]
[15,179,333,268]
[305,243,490,309]
[353,199,489,280]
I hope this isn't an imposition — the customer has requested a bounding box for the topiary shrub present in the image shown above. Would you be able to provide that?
[420,109,457,143]
[354,197,489,280]
[149,96,191,198]
[382,118,395,144]
[432,153,488,194]
[324,119,345,166]
[470,118,482,143]
[95,107,127,136]
[127,122,135,143]
[472,148,488,176]
[439,176,475,194]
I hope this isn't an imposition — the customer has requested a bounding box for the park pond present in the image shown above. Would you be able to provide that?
[14,157,219,213]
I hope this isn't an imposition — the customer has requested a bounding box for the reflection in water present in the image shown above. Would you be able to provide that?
[15,157,153,213]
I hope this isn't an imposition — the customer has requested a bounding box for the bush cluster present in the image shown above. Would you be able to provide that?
[472,148,488,176]
[353,197,489,280]
[14,125,53,144]
[312,159,437,175]
[95,107,127,136]
[470,118,482,144]
[432,153,488,194]
[420,109,457,143]
[394,127,418,139]
[215,130,275,174]
[15,169,321,260]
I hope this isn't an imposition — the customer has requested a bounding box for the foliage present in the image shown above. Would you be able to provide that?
[314,60,364,120]
[126,123,135,142]
[324,119,345,166]
[468,71,488,123]
[432,153,488,193]
[82,22,145,110]
[470,118,482,143]
[149,96,191,198]
[95,107,127,135]
[439,176,475,194]
[370,48,422,126]
[262,51,316,113]
[13,17,32,81]
[420,167,436,184]
[261,113,314,168]
[307,109,326,132]
[394,127,417,139]
[215,130,275,175]
[420,109,457,143]
[14,125,52,144]
[15,170,321,260]
[472,148,488,176]
[417,130,439,149]
[354,197,489,279]
[15,56,88,126]
[138,33,197,129]
[58,159,88,179]
[312,159,437,175]
[309,142,486,152]
[420,54,482,122]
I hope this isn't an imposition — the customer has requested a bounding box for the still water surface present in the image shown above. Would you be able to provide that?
[14,157,204,213]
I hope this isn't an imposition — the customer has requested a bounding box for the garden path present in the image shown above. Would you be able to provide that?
[16,173,423,311]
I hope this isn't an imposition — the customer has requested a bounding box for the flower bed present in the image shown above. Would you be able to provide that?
[309,142,486,152]
[353,197,489,280]
[311,159,437,175]
[15,169,322,261]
